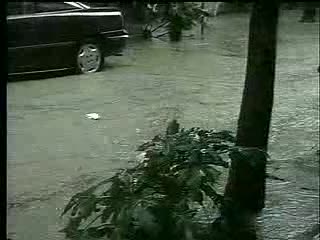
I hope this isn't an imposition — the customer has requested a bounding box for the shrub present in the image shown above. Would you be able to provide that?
[60,123,236,240]
[142,3,209,41]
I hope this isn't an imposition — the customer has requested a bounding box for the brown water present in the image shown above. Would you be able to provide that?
[7,10,319,239]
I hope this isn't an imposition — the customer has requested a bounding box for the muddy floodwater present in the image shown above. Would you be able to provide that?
[7,11,319,240]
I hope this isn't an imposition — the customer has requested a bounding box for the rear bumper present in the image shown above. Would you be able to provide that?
[100,29,128,56]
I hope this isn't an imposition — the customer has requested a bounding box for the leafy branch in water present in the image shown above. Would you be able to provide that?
[61,122,237,240]
[142,3,209,41]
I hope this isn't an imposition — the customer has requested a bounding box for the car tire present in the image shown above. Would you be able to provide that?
[76,40,104,74]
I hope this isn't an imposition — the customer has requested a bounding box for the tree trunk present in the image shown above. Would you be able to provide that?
[133,2,147,22]
[200,2,205,38]
[168,15,183,42]
[226,0,279,212]
[235,1,278,151]
[211,1,279,238]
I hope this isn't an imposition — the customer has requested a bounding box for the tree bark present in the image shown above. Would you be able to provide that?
[211,1,279,238]
[235,1,278,151]
[226,0,279,213]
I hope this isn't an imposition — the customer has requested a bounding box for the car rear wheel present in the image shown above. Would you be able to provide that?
[76,42,104,74]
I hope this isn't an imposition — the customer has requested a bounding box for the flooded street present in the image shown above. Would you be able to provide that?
[7,11,319,240]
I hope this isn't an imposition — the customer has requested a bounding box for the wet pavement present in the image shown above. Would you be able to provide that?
[7,11,319,240]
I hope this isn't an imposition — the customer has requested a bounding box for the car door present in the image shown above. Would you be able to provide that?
[7,2,39,74]
[30,2,82,70]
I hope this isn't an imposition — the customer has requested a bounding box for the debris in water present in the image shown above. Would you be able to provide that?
[85,113,100,120]
[194,43,209,46]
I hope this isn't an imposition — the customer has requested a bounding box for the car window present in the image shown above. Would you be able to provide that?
[7,2,23,15]
[34,2,79,13]
[7,2,35,16]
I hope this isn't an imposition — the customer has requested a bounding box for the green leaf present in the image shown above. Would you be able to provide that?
[61,197,79,218]
[61,177,113,217]
[86,225,112,238]
[101,206,115,223]
[201,183,223,205]
[133,206,160,235]
[186,168,202,190]
[190,190,204,205]
[201,167,221,184]
[206,151,229,168]
[59,217,82,239]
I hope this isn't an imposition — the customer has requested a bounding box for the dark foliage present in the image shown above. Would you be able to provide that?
[141,3,209,41]
[61,124,237,240]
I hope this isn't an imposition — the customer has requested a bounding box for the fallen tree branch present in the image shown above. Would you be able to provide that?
[151,21,170,32]
[154,31,169,38]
